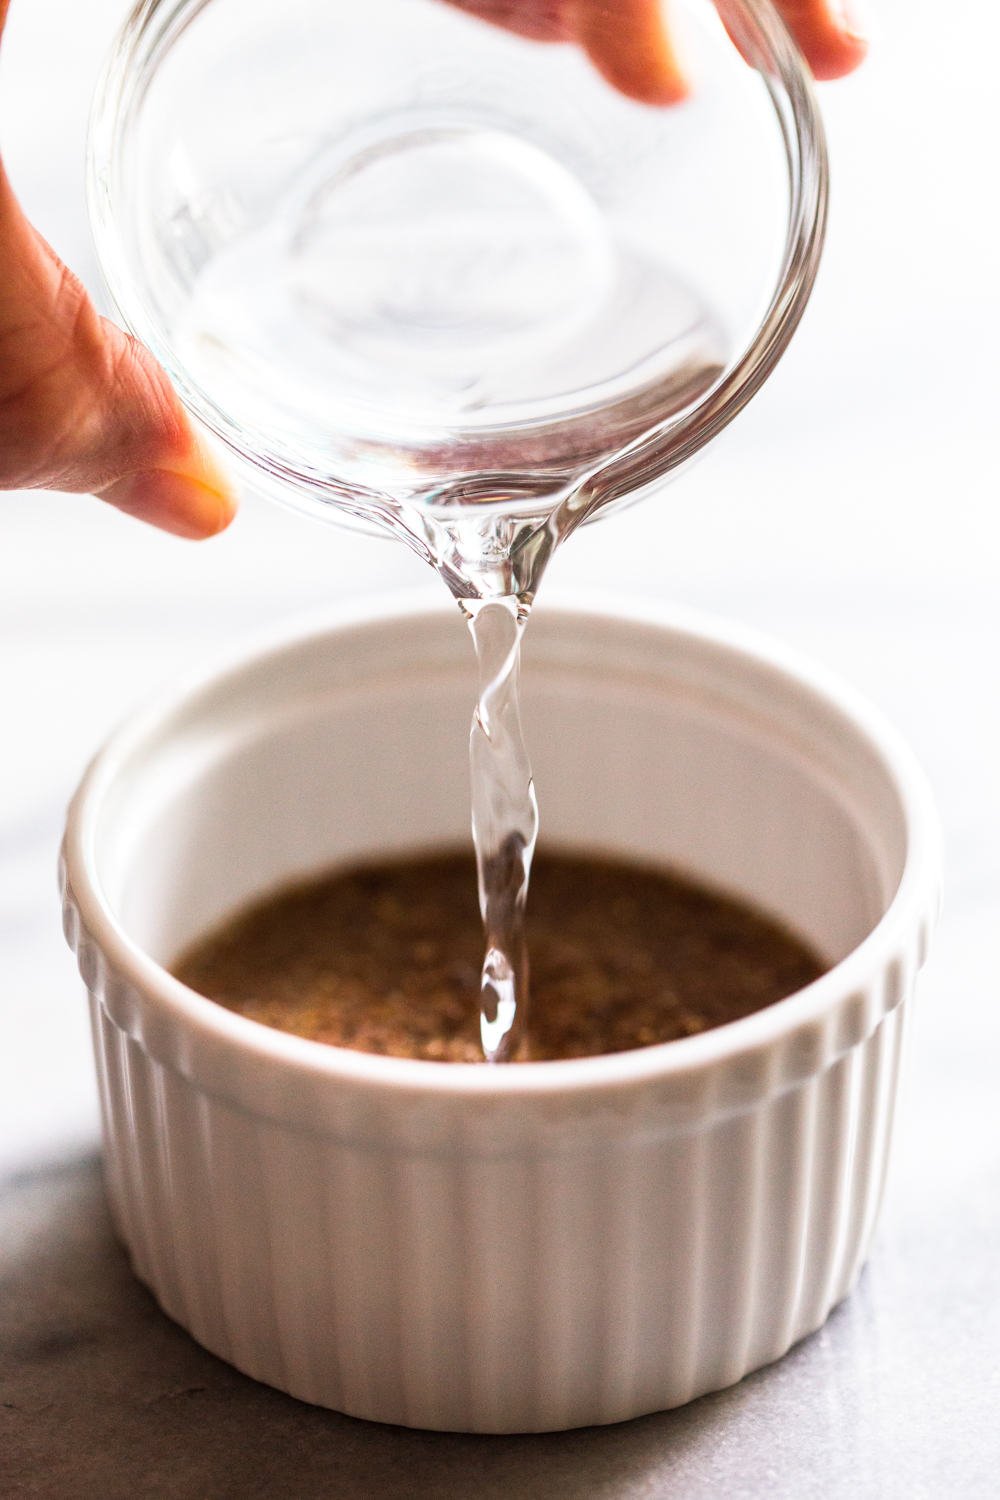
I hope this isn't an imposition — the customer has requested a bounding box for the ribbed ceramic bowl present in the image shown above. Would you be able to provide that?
[61,600,939,1433]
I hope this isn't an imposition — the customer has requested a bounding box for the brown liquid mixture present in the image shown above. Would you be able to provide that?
[173,851,825,1063]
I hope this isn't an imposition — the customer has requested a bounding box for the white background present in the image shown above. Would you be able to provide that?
[1,6,999,1480]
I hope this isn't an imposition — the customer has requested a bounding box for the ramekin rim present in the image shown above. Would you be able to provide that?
[62,593,942,1099]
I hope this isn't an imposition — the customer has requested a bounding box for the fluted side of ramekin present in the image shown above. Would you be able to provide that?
[63,871,934,1432]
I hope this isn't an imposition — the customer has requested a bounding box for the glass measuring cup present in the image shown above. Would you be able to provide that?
[88,0,827,597]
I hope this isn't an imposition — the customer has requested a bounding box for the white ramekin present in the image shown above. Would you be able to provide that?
[61,599,940,1433]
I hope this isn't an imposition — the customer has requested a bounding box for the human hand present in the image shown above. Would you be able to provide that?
[447,1,868,104]
[0,0,236,537]
[0,1,865,541]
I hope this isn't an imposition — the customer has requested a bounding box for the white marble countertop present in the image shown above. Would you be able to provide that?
[2,1,1000,1495]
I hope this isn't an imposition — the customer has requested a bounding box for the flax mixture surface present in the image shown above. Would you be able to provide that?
[174,850,825,1062]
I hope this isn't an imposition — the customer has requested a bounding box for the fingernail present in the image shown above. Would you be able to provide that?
[103,467,237,539]
[837,0,869,42]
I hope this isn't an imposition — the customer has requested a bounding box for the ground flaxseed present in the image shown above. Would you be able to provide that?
[173,850,825,1062]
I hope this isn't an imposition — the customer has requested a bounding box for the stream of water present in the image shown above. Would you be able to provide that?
[460,594,537,1061]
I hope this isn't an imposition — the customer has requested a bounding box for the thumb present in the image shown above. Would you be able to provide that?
[0,117,235,538]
